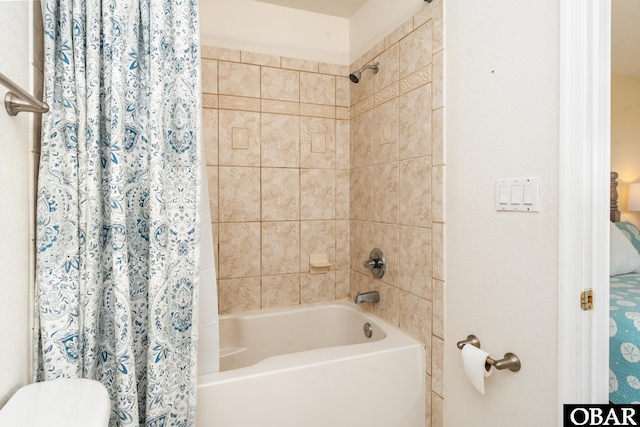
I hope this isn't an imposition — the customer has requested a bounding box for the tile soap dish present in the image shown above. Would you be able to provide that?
[309,253,331,274]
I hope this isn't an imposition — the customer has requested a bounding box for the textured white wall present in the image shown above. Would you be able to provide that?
[349,0,425,62]
[198,0,427,66]
[199,0,349,64]
[0,0,32,407]
[444,0,560,425]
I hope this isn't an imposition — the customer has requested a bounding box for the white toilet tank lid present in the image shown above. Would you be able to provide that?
[0,378,110,427]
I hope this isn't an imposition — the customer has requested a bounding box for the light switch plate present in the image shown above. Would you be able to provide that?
[496,178,540,212]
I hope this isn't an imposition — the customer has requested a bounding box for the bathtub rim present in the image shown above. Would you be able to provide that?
[197,300,424,386]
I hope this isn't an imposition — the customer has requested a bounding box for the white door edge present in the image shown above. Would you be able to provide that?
[558,0,611,423]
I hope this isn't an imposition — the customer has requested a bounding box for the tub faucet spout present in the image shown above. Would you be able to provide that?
[355,291,380,304]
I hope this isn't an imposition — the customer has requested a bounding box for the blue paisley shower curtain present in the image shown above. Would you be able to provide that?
[35,0,201,425]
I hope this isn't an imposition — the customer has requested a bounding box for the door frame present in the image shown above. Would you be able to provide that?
[558,0,611,421]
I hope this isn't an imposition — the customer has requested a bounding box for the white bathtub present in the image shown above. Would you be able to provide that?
[196,301,425,427]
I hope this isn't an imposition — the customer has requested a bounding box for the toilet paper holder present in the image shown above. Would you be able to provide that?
[456,335,521,372]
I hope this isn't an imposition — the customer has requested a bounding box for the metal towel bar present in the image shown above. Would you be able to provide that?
[0,72,49,116]
[456,335,522,372]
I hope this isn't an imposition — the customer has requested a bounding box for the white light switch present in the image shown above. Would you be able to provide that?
[510,185,522,204]
[495,178,540,212]
[499,185,509,204]
[523,184,534,205]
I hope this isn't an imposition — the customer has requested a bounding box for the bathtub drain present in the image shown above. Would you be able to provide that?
[363,322,372,339]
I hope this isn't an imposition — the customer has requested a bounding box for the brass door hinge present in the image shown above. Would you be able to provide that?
[581,289,594,311]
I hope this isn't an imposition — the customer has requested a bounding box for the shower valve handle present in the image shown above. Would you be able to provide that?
[362,248,386,279]
[363,259,383,270]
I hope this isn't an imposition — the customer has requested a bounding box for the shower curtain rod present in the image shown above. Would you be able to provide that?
[0,71,49,116]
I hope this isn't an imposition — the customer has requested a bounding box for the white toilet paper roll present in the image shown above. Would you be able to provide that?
[461,344,494,395]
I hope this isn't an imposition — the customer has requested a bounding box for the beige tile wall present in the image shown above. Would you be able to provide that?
[348,1,444,426]
[201,46,351,314]
[201,1,444,425]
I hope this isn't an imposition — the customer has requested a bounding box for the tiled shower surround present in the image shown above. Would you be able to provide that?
[201,47,352,313]
[201,1,443,424]
[349,2,445,424]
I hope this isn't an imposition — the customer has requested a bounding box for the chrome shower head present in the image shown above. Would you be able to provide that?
[349,62,380,84]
